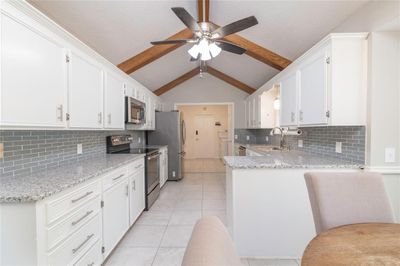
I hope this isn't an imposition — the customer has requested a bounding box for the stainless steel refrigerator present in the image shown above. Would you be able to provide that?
[147,111,186,181]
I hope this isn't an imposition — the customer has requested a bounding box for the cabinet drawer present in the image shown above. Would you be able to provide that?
[48,213,101,266]
[102,166,128,191]
[47,195,101,250]
[127,158,145,175]
[46,181,101,225]
[73,239,102,266]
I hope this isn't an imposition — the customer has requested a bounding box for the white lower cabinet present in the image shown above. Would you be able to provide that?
[102,177,129,258]
[159,147,168,188]
[129,164,145,226]
[0,158,145,266]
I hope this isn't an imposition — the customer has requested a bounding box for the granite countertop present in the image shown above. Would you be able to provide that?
[0,154,145,203]
[224,150,363,169]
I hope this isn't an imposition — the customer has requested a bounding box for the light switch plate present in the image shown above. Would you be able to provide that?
[298,140,303,148]
[385,147,396,163]
[246,136,250,141]
[335,142,342,153]
[234,134,238,140]
[77,144,83,154]
[0,143,3,158]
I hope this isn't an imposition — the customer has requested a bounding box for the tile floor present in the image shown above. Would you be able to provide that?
[105,159,301,266]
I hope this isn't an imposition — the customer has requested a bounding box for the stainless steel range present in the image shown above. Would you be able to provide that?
[106,135,160,210]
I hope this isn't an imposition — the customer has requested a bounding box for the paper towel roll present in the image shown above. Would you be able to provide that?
[283,129,302,136]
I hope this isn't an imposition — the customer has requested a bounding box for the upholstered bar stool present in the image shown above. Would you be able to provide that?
[304,172,395,234]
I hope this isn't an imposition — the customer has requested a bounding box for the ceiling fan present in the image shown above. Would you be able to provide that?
[151,7,258,61]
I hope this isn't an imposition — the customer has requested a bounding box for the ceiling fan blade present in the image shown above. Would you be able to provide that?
[151,39,194,45]
[216,41,246,54]
[211,16,258,38]
[171,7,201,32]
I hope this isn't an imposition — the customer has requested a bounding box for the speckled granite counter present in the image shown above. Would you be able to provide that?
[0,154,145,203]
[224,150,363,169]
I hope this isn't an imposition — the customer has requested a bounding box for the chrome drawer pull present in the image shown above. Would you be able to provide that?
[71,191,93,204]
[112,174,125,181]
[87,262,95,266]
[72,234,94,254]
[71,210,94,226]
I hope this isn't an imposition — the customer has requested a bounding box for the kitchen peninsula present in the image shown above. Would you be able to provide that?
[224,149,363,259]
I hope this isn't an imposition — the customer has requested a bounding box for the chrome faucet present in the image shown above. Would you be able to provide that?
[269,127,289,150]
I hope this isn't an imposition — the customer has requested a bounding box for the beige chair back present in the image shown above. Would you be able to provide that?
[304,172,395,234]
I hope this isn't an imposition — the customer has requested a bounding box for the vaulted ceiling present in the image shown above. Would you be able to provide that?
[29,0,368,94]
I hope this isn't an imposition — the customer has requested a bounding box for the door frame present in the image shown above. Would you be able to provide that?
[174,102,235,157]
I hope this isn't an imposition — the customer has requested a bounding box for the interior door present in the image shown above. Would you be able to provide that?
[280,72,298,126]
[193,115,217,158]
[299,52,328,125]
[1,13,67,127]
[68,51,103,129]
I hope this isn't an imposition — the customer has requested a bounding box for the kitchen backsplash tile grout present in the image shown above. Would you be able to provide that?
[234,126,366,164]
[0,130,145,178]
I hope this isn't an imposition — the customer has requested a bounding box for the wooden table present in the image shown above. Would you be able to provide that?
[302,223,400,266]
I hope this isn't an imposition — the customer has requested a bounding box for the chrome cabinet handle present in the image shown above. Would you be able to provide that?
[299,110,303,122]
[71,210,94,226]
[72,234,94,254]
[98,112,102,124]
[71,191,93,204]
[133,180,136,191]
[87,262,95,266]
[112,174,125,181]
[57,105,63,122]
[108,113,112,124]
[126,184,129,196]
[291,112,295,122]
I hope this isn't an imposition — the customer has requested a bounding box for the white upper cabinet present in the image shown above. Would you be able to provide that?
[68,51,103,129]
[298,49,328,125]
[1,12,67,128]
[280,72,298,126]
[104,72,125,130]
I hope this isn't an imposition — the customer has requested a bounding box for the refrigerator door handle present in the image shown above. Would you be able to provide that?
[182,120,186,145]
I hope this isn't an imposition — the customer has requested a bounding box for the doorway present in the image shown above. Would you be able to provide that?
[176,103,234,173]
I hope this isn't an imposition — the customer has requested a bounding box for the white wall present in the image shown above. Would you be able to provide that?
[160,73,248,128]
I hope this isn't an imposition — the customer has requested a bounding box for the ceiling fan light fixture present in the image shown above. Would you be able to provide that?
[200,51,211,61]
[209,42,222,58]
[188,44,200,58]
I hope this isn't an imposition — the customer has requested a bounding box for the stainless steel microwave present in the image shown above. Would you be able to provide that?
[125,97,146,124]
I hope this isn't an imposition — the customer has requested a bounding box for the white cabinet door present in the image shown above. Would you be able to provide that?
[1,13,67,128]
[102,179,129,258]
[104,72,125,129]
[68,51,103,129]
[247,100,252,128]
[298,52,328,125]
[129,169,145,226]
[280,72,298,126]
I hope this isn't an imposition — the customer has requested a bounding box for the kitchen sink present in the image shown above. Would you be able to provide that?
[252,146,282,152]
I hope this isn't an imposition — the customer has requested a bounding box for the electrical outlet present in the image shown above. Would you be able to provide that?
[0,143,3,159]
[265,136,269,142]
[385,147,396,163]
[138,137,141,143]
[77,144,83,154]
[246,136,250,141]
[234,134,238,140]
[298,140,303,148]
[335,142,342,153]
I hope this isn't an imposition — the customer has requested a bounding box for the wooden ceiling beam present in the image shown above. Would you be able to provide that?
[117,28,193,74]
[207,66,256,94]
[197,0,204,22]
[223,34,291,71]
[154,67,200,96]
[205,0,210,22]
